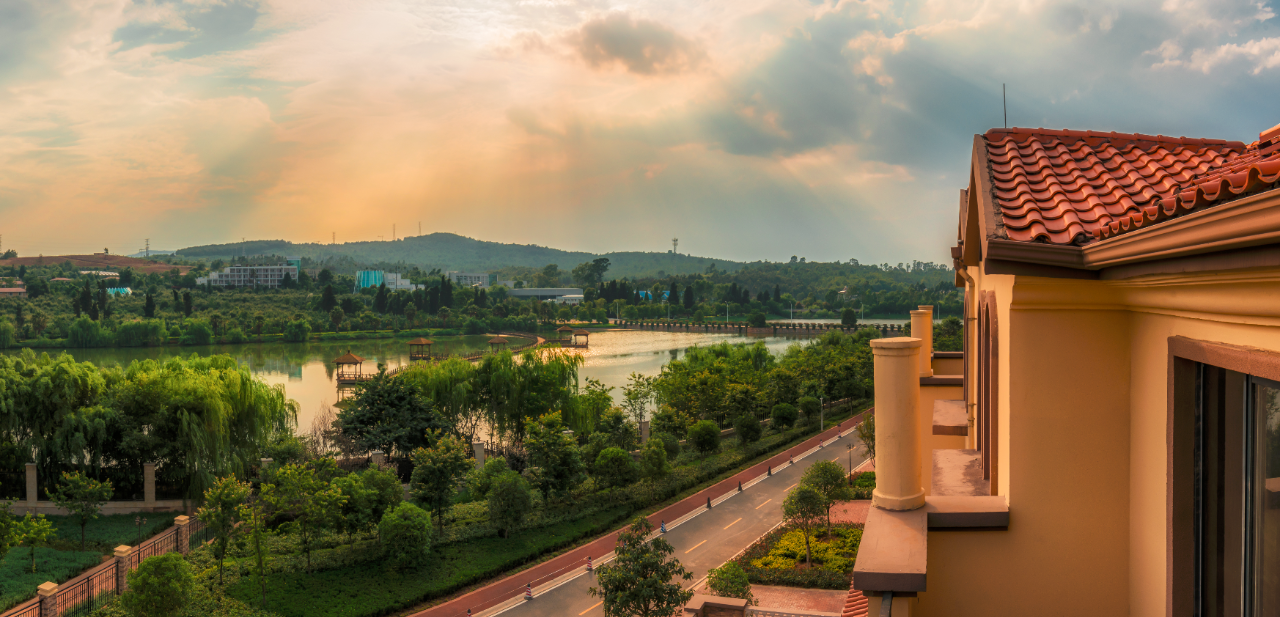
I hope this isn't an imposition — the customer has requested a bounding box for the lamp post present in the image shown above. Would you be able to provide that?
[790,302,795,321]
[725,302,730,323]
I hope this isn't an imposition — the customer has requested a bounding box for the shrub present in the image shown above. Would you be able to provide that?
[122,553,193,617]
[179,320,213,345]
[733,414,761,447]
[226,327,246,343]
[655,432,680,458]
[593,447,639,488]
[798,397,821,423]
[747,312,766,328]
[380,502,433,569]
[707,561,754,604]
[487,470,532,537]
[687,420,721,454]
[67,317,112,348]
[469,457,509,500]
[771,404,798,430]
[736,524,862,590]
[283,319,311,342]
[638,439,670,480]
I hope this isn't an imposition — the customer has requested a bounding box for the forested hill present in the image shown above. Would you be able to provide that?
[175,233,745,279]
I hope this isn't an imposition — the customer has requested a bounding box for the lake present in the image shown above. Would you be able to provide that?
[3,329,814,434]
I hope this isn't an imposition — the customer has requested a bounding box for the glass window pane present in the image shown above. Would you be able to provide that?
[1254,380,1280,616]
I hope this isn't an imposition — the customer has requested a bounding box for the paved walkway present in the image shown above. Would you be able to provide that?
[411,410,873,617]
[752,585,848,613]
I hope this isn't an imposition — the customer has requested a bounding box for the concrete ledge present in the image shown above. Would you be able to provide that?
[932,400,967,436]
[920,374,962,386]
[924,496,1009,528]
[684,594,749,616]
[852,506,927,592]
[931,449,989,497]
[932,351,962,359]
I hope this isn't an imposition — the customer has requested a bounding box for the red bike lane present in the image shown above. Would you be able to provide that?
[411,408,872,617]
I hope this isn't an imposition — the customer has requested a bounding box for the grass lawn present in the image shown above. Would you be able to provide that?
[47,513,173,554]
[225,507,631,617]
[0,547,102,610]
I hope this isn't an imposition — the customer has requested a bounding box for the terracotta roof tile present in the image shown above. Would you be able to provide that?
[982,126,1280,244]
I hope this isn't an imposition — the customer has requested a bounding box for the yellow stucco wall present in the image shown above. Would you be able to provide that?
[918,266,1280,617]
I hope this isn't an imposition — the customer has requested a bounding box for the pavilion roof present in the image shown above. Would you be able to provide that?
[489,336,509,344]
[407,338,433,345]
[334,352,365,364]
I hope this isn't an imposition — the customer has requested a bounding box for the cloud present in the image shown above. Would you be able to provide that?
[570,12,705,75]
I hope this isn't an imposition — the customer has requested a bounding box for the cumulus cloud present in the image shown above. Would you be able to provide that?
[570,13,705,75]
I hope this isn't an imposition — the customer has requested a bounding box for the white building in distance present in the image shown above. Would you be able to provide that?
[197,264,298,288]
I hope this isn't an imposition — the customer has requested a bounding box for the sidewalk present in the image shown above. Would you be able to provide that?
[411,409,873,617]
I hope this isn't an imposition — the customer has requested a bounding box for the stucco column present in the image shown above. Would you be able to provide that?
[37,582,57,617]
[175,515,190,555]
[917,305,934,373]
[472,443,485,470]
[909,310,933,378]
[25,463,37,514]
[870,337,925,511]
[114,545,132,593]
[143,463,156,507]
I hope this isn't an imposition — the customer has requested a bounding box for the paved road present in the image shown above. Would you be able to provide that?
[482,430,870,617]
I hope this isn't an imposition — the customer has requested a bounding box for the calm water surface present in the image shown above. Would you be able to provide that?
[6,330,813,433]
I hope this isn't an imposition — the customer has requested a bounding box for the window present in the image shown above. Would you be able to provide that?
[1193,365,1280,616]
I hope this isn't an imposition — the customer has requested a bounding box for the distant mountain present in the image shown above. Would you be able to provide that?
[128,250,176,258]
[174,233,743,279]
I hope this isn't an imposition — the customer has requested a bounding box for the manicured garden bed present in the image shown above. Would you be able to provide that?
[735,523,863,590]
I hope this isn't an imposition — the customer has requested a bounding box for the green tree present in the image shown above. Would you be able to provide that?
[638,438,670,481]
[378,501,432,569]
[338,371,444,456]
[196,476,249,585]
[687,420,721,454]
[782,485,828,564]
[593,447,639,488]
[182,291,192,317]
[571,258,611,287]
[15,513,54,573]
[122,553,193,617]
[283,318,311,342]
[486,469,532,537]
[595,407,639,452]
[236,496,270,608]
[707,561,754,605]
[143,292,156,318]
[0,318,14,349]
[260,463,346,572]
[748,312,766,328]
[771,403,798,430]
[318,269,334,285]
[733,413,762,448]
[329,307,344,331]
[409,432,472,526]
[320,284,338,312]
[856,413,876,463]
[841,307,858,326]
[524,412,586,501]
[798,396,821,425]
[590,518,692,617]
[47,471,113,551]
[801,460,848,535]
[468,457,509,500]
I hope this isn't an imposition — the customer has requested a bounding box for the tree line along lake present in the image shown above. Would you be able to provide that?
[0,328,827,434]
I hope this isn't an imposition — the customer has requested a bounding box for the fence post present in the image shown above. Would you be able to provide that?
[143,463,156,507]
[114,546,132,593]
[175,516,191,555]
[371,451,386,469]
[639,421,650,444]
[37,582,57,617]
[25,463,37,514]
[472,443,485,470]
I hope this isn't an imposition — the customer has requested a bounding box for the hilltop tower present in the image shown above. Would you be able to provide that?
[672,238,678,254]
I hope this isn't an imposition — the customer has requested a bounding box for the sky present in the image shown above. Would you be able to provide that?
[2,0,1279,265]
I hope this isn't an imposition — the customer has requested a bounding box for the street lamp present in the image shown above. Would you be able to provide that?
[789,302,796,321]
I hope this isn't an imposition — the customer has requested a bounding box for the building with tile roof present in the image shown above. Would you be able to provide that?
[849,121,1280,617]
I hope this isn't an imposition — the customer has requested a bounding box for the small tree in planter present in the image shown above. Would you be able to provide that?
[801,460,848,535]
[15,513,54,573]
[591,518,692,617]
[783,485,828,565]
[47,471,112,552]
[122,553,193,617]
[707,561,754,605]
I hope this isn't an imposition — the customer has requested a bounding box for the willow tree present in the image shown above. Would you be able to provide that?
[400,358,481,443]
[474,349,583,445]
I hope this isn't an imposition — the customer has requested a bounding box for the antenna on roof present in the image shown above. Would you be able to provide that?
[1003,83,1007,129]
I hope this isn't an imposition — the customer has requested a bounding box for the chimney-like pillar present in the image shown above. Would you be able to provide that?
[909,310,933,378]
[870,337,925,511]
[473,442,486,470]
[25,463,37,514]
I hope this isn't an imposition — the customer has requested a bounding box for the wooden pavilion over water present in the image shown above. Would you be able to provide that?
[408,338,434,361]
[334,351,367,384]
[488,336,508,352]
[561,329,590,349]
